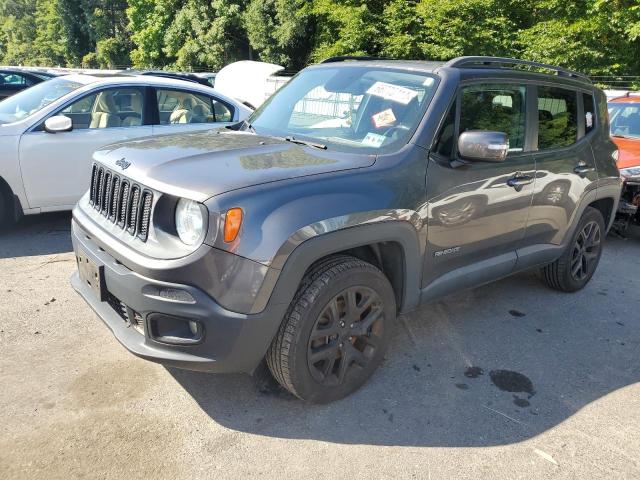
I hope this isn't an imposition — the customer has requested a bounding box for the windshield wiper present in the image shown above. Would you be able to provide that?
[285,136,327,150]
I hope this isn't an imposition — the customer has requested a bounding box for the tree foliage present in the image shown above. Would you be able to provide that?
[0,0,639,75]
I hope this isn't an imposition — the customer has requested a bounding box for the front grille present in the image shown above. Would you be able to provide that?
[89,164,153,241]
[106,291,128,322]
[106,290,144,334]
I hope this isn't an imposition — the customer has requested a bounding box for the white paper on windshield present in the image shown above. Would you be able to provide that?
[362,132,386,148]
[372,108,396,128]
[367,81,418,105]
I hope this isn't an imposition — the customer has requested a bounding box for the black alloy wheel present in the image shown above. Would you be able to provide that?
[267,255,395,403]
[541,206,606,292]
[570,220,601,281]
[307,286,384,386]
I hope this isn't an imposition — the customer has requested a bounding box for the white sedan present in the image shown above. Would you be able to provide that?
[0,74,252,225]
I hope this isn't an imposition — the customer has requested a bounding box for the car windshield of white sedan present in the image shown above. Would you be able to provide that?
[0,78,83,124]
[609,103,640,139]
[248,66,437,153]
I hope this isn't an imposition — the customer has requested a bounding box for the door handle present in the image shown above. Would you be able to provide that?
[507,174,534,191]
[574,164,595,177]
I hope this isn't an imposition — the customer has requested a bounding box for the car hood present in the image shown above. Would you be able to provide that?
[93,129,376,202]
[612,136,640,169]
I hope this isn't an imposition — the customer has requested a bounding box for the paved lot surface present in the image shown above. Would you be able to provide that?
[0,212,639,479]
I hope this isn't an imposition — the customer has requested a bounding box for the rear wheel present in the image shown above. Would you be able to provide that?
[541,207,605,292]
[267,255,395,403]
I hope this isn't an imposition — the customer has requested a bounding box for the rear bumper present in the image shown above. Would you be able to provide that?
[71,220,288,373]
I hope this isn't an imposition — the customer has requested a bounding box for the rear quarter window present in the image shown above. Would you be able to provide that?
[583,93,596,134]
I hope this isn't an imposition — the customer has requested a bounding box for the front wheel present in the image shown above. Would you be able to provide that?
[541,206,605,292]
[266,255,396,403]
[0,192,11,230]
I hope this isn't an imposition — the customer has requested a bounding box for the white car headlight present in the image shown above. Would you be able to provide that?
[620,166,640,179]
[175,198,206,246]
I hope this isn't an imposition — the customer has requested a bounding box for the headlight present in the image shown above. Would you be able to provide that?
[175,198,206,245]
[620,166,640,179]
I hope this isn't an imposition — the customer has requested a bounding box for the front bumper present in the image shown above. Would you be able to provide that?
[617,179,640,217]
[71,219,288,373]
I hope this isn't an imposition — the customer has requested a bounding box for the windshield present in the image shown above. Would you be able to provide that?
[0,77,83,124]
[608,102,640,139]
[247,66,438,153]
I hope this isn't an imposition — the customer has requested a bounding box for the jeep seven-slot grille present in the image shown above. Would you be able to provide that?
[89,164,153,241]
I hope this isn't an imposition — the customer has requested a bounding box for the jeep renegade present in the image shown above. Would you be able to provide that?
[71,57,621,403]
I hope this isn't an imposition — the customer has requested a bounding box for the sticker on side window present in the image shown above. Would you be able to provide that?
[367,81,418,105]
[362,132,386,148]
[585,112,593,129]
[372,108,396,128]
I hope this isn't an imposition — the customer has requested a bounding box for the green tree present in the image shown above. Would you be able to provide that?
[380,0,423,59]
[0,0,38,65]
[243,0,315,69]
[163,0,249,71]
[32,0,67,66]
[127,0,180,67]
[518,0,640,75]
[415,0,518,60]
[310,0,383,61]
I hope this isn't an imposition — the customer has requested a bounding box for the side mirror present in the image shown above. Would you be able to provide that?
[44,115,73,133]
[458,131,509,163]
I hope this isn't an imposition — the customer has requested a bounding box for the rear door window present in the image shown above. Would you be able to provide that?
[156,89,233,124]
[537,86,578,149]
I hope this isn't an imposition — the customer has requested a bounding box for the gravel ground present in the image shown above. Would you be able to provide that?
[0,212,639,479]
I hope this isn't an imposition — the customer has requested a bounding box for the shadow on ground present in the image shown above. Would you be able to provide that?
[0,212,72,259]
[169,232,640,447]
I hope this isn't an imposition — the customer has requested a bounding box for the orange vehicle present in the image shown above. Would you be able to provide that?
[608,94,640,229]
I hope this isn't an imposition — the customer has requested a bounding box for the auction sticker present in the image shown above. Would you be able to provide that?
[362,132,386,148]
[367,81,418,105]
[372,108,396,128]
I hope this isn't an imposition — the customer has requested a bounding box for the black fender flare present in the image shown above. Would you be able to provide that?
[264,220,423,314]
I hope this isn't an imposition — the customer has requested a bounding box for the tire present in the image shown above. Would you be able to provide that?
[0,192,9,230]
[266,255,396,403]
[541,206,605,292]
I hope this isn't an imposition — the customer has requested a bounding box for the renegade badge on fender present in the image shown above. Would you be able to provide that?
[71,57,620,403]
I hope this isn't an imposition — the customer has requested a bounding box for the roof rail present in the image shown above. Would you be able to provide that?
[321,56,389,64]
[444,56,592,84]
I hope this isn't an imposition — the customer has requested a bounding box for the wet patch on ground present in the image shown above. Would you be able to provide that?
[464,366,484,378]
[513,395,531,408]
[70,360,157,409]
[508,310,526,318]
[489,370,536,407]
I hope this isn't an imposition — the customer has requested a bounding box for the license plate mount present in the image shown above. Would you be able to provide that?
[77,251,105,302]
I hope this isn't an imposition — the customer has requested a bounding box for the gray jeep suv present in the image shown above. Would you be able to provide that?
[71,57,621,402]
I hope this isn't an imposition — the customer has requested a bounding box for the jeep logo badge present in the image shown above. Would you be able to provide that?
[115,158,131,170]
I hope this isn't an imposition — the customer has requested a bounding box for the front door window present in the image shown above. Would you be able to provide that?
[459,84,526,153]
[59,89,144,129]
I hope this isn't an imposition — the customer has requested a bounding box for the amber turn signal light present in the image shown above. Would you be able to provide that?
[224,208,243,243]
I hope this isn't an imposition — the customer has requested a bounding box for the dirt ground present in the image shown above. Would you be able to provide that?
[1,213,638,479]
